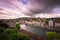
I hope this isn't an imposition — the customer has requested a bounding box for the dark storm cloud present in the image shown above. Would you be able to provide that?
[47,0,60,6]
[29,0,60,15]
[27,0,47,14]
[0,0,60,19]
[30,10,43,14]
[29,7,52,15]
[36,0,60,6]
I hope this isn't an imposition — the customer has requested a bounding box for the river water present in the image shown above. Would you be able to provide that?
[20,24,59,38]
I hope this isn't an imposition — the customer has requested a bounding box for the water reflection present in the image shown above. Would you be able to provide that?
[20,24,47,38]
[20,24,60,38]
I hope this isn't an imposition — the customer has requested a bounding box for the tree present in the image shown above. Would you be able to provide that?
[16,22,20,31]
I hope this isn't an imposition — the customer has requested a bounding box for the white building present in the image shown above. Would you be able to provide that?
[48,19,53,27]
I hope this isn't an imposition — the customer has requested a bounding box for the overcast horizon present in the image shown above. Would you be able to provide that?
[0,0,60,19]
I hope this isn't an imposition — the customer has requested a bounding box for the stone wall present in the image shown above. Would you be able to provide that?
[0,19,16,27]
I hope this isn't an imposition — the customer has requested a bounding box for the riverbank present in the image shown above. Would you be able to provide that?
[20,24,60,38]
[19,29,46,40]
[26,25,60,32]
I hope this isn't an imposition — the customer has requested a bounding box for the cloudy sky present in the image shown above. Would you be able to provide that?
[0,0,60,19]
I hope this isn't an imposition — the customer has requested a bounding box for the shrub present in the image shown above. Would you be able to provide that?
[45,19,50,24]
[0,27,6,40]
[56,33,60,39]
[46,32,56,40]
[5,29,30,40]
[19,33,30,40]
[0,27,5,32]
[16,22,20,31]
[0,27,30,40]
[5,28,17,35]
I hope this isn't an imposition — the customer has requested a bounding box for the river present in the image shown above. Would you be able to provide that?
[20,24,59,38]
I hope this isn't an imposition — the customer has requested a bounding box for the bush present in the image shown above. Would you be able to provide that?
[0,27,5,32]
[5,28,17,34]
[56,33,60,39]
[16,22,20,31]
[46,32,56,40]
[0,27,30,40]
[45,19,50,24]
[19,33,30,40]
[0,27,6,40]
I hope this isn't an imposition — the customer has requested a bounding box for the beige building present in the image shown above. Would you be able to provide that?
[53,20,60,27]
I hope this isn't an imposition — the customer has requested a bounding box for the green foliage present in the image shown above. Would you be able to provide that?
[16,22,20,31]
[45,18,53,24]
[0,27,6,40]
[0,27,30,40]
[46,32,60,40]
[53,18,60,20]
[0,27,5,32]
[56,33,60,39]
[6,33,17,40]
[46,32,56,38]
[5,29,30,40]
[46,32,56,40]
[45,18,50,24]
[5,28,17,34]
[19,33,30,40]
